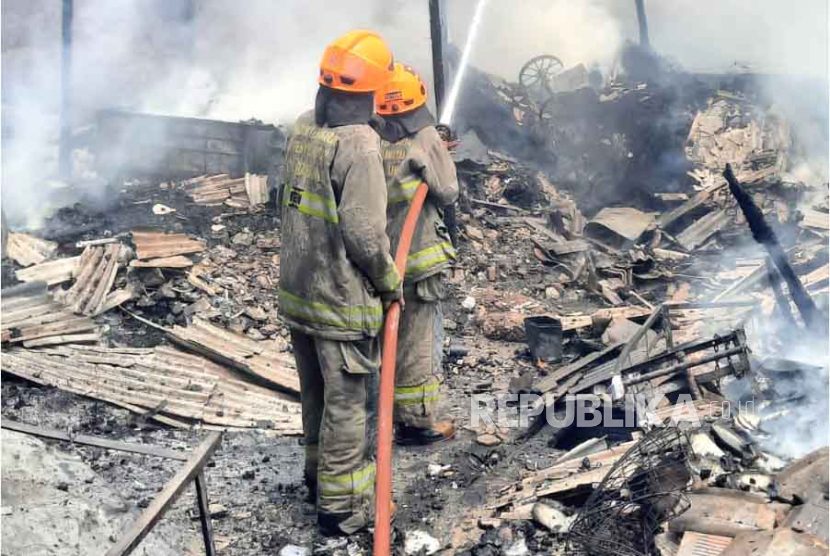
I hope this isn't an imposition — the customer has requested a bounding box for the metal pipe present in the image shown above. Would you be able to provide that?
[60,0,74,178]
[634,0,651,49]
[623,346,746,387]
[374,182,429,556]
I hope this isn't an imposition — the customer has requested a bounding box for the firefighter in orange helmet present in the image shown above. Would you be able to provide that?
[279,30,400,536]
[374,63,459,446]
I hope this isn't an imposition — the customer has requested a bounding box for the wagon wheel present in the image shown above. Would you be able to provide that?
[519,55,564,95]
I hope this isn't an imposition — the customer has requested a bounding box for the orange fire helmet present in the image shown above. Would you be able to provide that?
[319,30,394,93]
[375,63,428,115]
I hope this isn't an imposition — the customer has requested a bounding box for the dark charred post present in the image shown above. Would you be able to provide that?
[429,0,447,117]
[723,164,827,335]
[634,0,651,49]
[429,0,458,246]
[59,0,74,178]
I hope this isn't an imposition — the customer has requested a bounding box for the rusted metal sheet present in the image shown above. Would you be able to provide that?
[6,232,58,267]
[584,207,654,248]
[132,230,206,260]
[14,255,81,285]
[168,317,300,394]
[1,345,302,431]
[677,532,733,556]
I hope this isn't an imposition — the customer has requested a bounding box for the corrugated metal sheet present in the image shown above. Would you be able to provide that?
[15,255,81,286]
[677,532,733,556]
[168,317,300,394]
[2,285,99,347]
[132,230,206,260]
[1,345,302,432]
[53,244,126,316]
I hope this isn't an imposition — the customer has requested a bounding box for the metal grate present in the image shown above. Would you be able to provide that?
[565,427,694,556]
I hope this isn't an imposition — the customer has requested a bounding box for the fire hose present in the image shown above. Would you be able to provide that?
[374,181,429,556]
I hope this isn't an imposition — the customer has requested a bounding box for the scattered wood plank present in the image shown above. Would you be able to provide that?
[659,182,726,232]
[104,431,223,556]
[132,231,206,260]
[799,209,829,232]
[547,240,589,256]
[244,173,270,206]
[677,209,732,251]
[14,256,81,285]
[2,419,189,461]
[6,232,58,266]
[802,263,829,290]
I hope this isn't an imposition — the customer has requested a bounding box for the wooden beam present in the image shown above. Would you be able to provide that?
[105,432,223,556]
[1,419,188,461]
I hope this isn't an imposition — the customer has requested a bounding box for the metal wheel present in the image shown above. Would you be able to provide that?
[519,54,563,95]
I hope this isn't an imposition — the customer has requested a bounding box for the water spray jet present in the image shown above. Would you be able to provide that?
[439,0,489,126]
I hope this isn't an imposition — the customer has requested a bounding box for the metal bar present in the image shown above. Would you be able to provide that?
[620,330,745,378]
[194,473,217,556]
[1,419,189,461]
[105,431,223,556]
[665,300,759,310]
[623,346,746,386]
[615,304,664,373]
[634,0,651,48]
[59,0,74,177]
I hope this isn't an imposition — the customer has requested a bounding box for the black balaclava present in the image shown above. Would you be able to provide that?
[373,104,436,143]
[314,85,375,128]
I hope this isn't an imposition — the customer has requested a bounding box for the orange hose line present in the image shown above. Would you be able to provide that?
[374,182,429,556]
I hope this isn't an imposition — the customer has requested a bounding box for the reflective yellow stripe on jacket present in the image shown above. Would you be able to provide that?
[280,289,383,331]
[318,462,376,498]
[283,185,339,223]
[388,179,422,204]
[406,241,456,277]
[394,381,440,406]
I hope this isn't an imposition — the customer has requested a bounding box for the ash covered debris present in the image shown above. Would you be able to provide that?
[1,5,829,556]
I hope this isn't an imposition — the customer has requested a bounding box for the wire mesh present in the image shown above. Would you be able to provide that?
[564,427,694,556]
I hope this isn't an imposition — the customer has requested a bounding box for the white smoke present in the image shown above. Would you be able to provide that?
[1,0,827,229]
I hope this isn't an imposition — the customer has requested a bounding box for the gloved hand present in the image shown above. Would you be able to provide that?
[381,283,405,311]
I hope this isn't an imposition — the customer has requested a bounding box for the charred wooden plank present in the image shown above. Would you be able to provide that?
[104,431,223,556]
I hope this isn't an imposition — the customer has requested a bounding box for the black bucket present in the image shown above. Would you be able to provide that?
[524,316,563,363]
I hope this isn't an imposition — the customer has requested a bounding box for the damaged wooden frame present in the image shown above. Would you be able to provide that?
[1,420,222,556]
